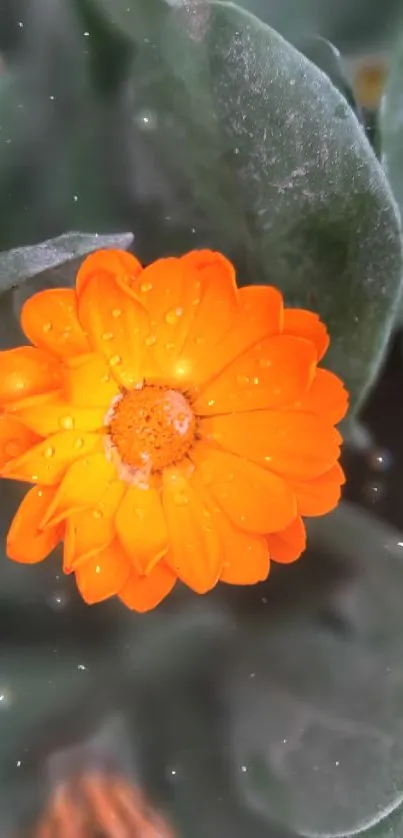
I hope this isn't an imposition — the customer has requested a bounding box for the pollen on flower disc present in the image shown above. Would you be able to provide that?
[108,385,196,472]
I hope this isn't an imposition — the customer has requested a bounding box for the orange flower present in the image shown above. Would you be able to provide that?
[0,249,348,611]
[29,772,174,837]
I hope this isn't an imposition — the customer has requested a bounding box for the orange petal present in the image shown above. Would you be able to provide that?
[41,450,116,526]
[8,390,106,435]
[130,257,205,384]
[0,346,61,405]
[77,268,149,389]
[192,335,316,415]
[63,481,125,571]
[6,485,62,563]
[162,463,222,593]
[282,309,329,360]
[115,485,168,574]
[292,462,345,516]
[21,288,90,357]
[119,561,176,612]
[267,516,306,564]
[200,410,341,480]
[76,249,143,296]
[193,284,283,388]
[293,368,349,424]
[0,414,40,468]
[1,431,102,485]
[171,250,240,385]
[191,469,270,586]
[64,352,120,408]
[191,442,296,534]
[74,539,131,604]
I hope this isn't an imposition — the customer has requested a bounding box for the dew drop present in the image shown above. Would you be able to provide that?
[74,437,85,450]
[145,334,156,347]
[31,474,38,481]
[252,376,260,385]
[59,415,74,430]
[140,281,153,293]
[109,355,121,367]
[43,445,54,459]
[102,331,114,341]
[165,308,182,326]
[42,322,52,334]
[259,358,272,368]
[101,373,111,383]
[236,374,250,385]
[4,441,20,458]
[165,342,175,350]
[174,491,189,505]
[207,399,215,407]
[92,509,103,519]
[112,308,122,318]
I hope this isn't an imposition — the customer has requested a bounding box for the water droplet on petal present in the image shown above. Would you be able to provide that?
[43,445,54,459]
[165,308,182,326]
[101,373,111,383]
[92,509,103,519]
[141,281,153,293]
[252,376,260,385]
[174,491,189,505]
[109,355,121,367]
[102,332,114,341]
[59,415,74,430]
[145,335,156,346]
[42,322,52,334]
[207,399,215,407]
[165,342,175,351]
[259,358,272,368]
[4,441,20,458]
[112,308,122,318]
[236,374,250,385]
[75,438,85,450]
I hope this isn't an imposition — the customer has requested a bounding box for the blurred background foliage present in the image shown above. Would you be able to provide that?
[2,1,403,837]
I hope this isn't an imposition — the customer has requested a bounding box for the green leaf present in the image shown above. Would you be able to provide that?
[203,2,402,410]
[0,230,133,293]
[224,502,403,837]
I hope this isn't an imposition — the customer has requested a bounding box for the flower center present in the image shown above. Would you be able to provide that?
[108,385,196,472]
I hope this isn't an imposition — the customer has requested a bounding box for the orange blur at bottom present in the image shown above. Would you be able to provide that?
[26,773,175,838]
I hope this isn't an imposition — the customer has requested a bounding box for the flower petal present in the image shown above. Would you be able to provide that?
[1,431,102,485]
[119,561,176,612]
[63,481,125,571]
[195,284,283,388]
[162,463,222,593]
[41,451,116,526]
[293,368,349,424]
[282,309,329,360]
[21,288,90,357]
[190,442,296,534]
[172,250,240,386]
[216,511,269,585]
[76,249,143,297]
[6,485,62,564]
[192,335,316,415]
[115,485,168,574]
[0,347,61,405]
[292,462,345,516]
[77,269,149,389]
[8,390,106,435]
[267,516,306,564]
[0,414,40,469]
[74,540,131,604]
[200,410,341,480]
[131,257,204,384]
[64,353,120,408]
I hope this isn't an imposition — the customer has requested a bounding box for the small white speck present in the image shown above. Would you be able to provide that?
[249,672,256,679]
[49,95,55,101]
[77,663,88,671]
[73,195,78,202]
[16,760,22,767]
[241,765,248,773]
[84,31,90,37]
[17,21,24,29]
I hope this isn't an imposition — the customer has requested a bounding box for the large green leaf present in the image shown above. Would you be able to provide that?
[221,503,403,837]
